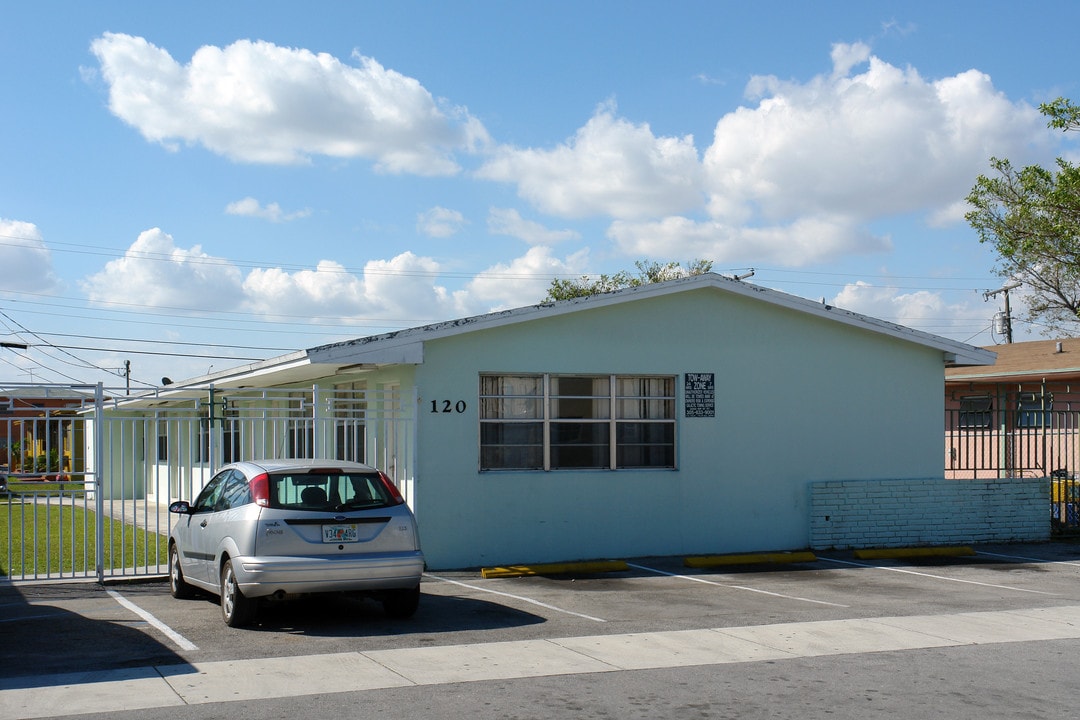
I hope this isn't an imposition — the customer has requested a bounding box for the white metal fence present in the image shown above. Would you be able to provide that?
[1,382,415,582]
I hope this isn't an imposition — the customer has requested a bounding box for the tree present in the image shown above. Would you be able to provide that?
[544,260,714,301]
[966,97,1080,335]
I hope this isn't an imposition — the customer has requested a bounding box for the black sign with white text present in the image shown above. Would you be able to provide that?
[684,373,715,417]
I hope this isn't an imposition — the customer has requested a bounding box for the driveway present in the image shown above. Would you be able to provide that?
[3,542,1080,718]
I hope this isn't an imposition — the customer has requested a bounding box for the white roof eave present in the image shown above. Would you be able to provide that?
[303,274,994,368]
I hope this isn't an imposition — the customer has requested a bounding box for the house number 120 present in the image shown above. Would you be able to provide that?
[430,400,467,413]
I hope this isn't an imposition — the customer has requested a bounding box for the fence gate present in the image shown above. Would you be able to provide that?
[2,382,415,582]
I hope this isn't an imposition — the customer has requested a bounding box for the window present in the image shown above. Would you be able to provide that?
[551,376,610,469]
[958,396,993,429]
[480,375,543,470]
[269,470,394,510]
[480,374,676,471]
[218,470,252,510]
[1017,392,1052,428]
[192,470,229,513]
[616,377,676,468]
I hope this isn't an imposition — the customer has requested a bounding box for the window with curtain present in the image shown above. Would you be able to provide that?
[480,374,676,471]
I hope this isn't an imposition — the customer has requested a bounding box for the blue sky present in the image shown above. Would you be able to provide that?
[2,1,1079,388]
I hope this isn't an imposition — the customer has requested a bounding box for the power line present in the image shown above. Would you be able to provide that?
[39,343,268,361]
[30,331,295,353]
[1,292,414,332]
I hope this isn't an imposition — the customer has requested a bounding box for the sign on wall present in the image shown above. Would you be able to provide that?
[684,373,715,417]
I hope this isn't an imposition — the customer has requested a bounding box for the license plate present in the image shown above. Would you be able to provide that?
[322,524,359,543]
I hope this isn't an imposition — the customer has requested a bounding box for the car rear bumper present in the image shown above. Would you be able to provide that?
[233,551,425,598]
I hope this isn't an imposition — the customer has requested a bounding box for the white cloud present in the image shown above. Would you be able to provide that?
[225,197,311,222]
[487,208,580,245]
[78,228,594,326]
[0,219,61,293]
[607,215,890,266]
[90,33,489,174]
[81,228,246,309]
[705,44,1047,229]
[456,246,591,313]
[831,281,989,338]
[352,252,456,320]
[417,206,466,238]
[82,229,459,323]
[471,45,1054,269]
[477,104,703,220]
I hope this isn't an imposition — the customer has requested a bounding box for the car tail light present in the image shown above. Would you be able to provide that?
[250,472,271,507]
[377,471,406,505]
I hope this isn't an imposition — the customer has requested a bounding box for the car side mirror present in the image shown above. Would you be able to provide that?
[169,501,192,515]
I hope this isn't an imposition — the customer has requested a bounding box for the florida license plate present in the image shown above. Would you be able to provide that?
[322,524,359,543]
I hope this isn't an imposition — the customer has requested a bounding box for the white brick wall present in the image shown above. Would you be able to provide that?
[809,477,1050,549]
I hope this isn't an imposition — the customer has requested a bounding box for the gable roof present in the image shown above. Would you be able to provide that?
[945,338,1080,383]
[150,273,995,394]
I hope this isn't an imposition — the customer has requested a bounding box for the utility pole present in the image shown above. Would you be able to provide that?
[984,281,1021,344]
[125,360,131,395]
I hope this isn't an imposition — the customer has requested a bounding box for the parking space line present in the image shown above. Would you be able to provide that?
[816,556,1058,595]
[106,589,199,651]
[977,550,1080,567]
[424,574,607,622]
[625,563,849,608]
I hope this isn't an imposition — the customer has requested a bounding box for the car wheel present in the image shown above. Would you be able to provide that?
[220,559,255,627]
[168,543,196,599]
[382,585,420,619]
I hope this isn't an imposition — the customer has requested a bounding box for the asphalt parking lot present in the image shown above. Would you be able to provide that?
[3,541,1080,718]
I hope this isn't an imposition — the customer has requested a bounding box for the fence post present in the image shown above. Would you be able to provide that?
[311,384,321,458]
[208,385,218,476]
[94,382,105,583]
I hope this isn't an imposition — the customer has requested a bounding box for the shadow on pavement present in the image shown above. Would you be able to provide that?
[0,581,196,688]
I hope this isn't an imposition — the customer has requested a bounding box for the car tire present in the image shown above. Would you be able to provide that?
[220,558,255,627]
[382,585,420,619]
[169,543,196,599]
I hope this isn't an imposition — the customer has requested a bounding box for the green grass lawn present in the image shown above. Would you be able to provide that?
[0,498,169,578]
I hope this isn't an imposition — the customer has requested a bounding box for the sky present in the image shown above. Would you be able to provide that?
[3,1,1080,391]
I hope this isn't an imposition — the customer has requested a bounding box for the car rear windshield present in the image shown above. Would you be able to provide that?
[268,471,394,511]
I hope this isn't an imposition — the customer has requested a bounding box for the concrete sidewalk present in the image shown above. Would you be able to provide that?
[4,604,1080,719]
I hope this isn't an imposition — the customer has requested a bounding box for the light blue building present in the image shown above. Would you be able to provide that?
[105,273,1003,569]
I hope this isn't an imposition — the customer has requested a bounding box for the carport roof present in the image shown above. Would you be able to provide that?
[141,272,996,396]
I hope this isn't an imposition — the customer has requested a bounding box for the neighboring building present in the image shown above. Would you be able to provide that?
[102,273,1005,569]
[946,338,1080,480]
[0,386,91,480]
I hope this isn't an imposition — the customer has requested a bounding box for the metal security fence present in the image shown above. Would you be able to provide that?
[945,408,1080,480]
[1,383,415,582]
[945,400,1080,533]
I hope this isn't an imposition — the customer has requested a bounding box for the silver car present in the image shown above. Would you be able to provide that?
[168,459,424,627]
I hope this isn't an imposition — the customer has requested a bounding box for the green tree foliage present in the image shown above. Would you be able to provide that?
[966,97,1080,335]
[544,260,714,301]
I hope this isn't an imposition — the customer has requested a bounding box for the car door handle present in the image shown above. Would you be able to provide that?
[200,519,208,528]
